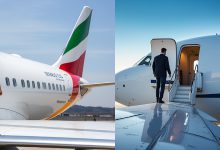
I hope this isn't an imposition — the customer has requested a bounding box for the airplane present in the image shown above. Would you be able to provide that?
[116,35,220,121]
[0,6,114,149]
[116,35,220,149]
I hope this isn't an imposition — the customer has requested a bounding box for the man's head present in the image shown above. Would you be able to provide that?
[161,48,167,55]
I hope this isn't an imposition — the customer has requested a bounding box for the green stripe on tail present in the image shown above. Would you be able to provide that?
[63,13,92,55]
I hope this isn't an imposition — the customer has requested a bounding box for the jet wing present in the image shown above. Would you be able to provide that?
[116,103,220,150]
[80,82,114,88]
[0,120,115,149]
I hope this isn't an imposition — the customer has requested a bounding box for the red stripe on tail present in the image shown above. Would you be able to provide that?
[59,51,86,77]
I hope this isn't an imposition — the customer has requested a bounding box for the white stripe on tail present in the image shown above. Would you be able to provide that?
[53,6,92,77]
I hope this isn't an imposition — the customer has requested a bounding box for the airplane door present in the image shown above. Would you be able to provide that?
[151,39,177,84]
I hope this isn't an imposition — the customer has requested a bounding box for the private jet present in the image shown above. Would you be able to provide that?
[116,35,220,121]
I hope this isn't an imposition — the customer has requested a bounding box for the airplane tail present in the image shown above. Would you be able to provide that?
[53,6,92,77]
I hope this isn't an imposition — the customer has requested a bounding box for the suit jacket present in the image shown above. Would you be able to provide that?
[152,54,171,78]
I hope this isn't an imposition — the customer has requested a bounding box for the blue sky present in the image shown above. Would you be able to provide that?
[0,0,115,107]
[116,0,220,72]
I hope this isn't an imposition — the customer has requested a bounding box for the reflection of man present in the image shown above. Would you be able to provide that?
[152,48,171,103]
[146,104,162,141]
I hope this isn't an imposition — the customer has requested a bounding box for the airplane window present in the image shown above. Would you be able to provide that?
[32,81,35,88]
[5,77,10,86]
[48,83,51,90]
[27,80,30,88]
[59,85,62,91]
[37,82,40,89]
[56,84,59,91]
[42,82,46,89]
[12,78,17,87]
[63,85,65,91]
[21,79,25,88]
[52,83,55,90]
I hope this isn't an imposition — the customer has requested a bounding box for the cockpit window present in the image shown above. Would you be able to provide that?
[138,55,151,66]
[134,54,152,66]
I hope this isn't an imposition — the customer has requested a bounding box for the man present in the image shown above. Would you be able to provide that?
[152,48,171,103]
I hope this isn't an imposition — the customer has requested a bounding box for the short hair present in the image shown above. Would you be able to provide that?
[161,48,167,53]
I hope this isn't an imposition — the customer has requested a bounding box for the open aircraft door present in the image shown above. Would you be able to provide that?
[150,39,177,86]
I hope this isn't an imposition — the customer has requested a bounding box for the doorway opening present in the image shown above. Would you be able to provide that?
[179,45,200,85]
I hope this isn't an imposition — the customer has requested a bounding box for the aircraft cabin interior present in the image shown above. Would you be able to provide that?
[179,45,200,85]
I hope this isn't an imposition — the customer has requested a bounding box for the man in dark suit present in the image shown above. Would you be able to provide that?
[152,48,171,103]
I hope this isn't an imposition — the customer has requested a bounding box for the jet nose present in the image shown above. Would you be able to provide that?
[115,65,154,106]
[116,70,125,103]
[115,69,129,88]
[115,68,134,106]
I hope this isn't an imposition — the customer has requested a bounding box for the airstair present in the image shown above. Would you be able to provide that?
[168,68,203,105]
[173,86,191,103]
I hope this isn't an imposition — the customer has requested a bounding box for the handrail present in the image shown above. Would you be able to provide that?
[190,73,196,93]
[190,72,198,105]
[191,64,199,93]
[168,68,177,91]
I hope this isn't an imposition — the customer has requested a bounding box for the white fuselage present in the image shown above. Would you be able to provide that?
[0,52,78,119]
[116,35,220,120]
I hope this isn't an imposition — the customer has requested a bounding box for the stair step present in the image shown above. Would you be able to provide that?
[178,86,191,90]
[175,94,189,99]
[176,91,189,95]
[173,98,190,102]
[177,88,191,92]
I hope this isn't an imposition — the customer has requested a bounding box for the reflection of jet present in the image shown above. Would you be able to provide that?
[116,103,220,150]
[116,35,220,121]
[0,6,114,149]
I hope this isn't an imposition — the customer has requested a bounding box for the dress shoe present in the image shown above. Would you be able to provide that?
[159,100,165,103]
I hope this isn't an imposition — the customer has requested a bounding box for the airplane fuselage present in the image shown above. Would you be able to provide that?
[0,52,80,119]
